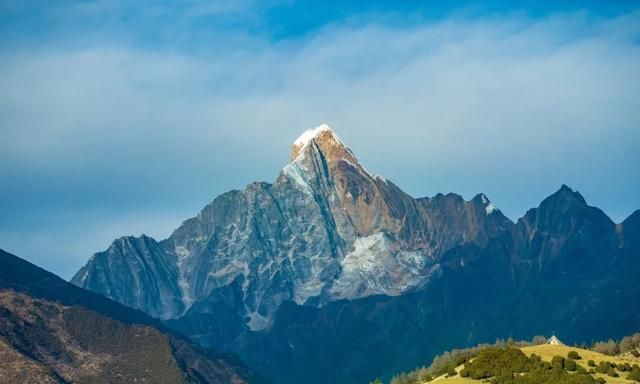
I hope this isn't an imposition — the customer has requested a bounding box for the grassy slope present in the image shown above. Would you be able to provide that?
[522,344,639,384]
[429,344,640,384]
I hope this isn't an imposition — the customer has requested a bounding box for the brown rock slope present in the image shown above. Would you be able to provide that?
[0,249,266,384]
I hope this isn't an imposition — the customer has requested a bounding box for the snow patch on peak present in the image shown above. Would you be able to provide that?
[293,123,341,148]
[479,193,498,214]
[291,123,348,161]
[486,202,498,215]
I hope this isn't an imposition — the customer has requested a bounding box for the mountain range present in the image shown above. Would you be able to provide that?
[71,125,640,383]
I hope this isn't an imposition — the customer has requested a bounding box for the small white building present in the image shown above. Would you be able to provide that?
[546,335,565,346]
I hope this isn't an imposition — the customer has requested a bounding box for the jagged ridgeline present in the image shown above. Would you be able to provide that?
[73,125,510,324]
[72,125,640,384]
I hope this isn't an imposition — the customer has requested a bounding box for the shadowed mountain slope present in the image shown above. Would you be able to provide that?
[0,249,266,384]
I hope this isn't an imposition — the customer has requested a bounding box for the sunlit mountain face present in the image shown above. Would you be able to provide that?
[1,2,639,384]
[73,126,640,384]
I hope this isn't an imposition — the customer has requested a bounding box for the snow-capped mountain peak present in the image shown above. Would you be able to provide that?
[282,124,372,195]
[74,123,514,329]
[292,124,340,152]
[290,123,355,163]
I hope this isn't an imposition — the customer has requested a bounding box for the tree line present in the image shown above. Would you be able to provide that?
[371,332,640,384]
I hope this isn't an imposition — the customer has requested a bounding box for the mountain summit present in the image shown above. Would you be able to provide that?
[290,124,354,162]
[71,124,640,384]
[281,124,372,198]
[73,124,510,326]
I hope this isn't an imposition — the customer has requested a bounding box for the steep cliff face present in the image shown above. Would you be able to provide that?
[228,185,640,384]
[73,124,510,329]
[74,235,184,319]
[70,124,639,384]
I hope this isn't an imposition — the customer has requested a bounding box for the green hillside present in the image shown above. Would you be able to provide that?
[385,340,640,384]
[426,344,640,384]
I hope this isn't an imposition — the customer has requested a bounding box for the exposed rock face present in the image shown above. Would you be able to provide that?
[0,249,266,384]
[70,124,640,384]
[225,182,639,384]
[73,124,511,328]
[74,234,184,319]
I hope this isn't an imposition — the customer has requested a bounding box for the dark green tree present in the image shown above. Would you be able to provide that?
[568,351,582,360]
[551,355,566,369]
[596,361,612,374]
[628,367,640,382]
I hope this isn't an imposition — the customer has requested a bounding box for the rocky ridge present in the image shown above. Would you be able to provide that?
[69,124,640,384]
[73,124,510,329]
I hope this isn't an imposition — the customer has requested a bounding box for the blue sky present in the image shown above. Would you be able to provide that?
[1,0,639,279]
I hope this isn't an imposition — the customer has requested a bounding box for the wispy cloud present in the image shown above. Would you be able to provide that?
[1,6,639,278]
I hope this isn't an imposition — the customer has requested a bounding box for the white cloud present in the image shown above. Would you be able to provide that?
[1,10,639,277]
